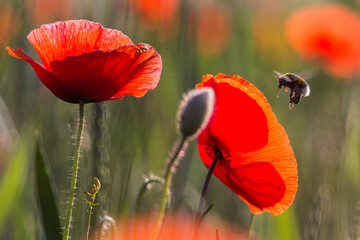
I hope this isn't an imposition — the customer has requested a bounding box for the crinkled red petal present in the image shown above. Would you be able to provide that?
[27,20,133,70]
[111,44,162,98]
[199,157,285,211]
[6,47,77,102]
[197,73,297,215]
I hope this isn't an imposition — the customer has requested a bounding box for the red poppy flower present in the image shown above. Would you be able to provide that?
[129,0,179,29]
[196,4,232,56]
[24,0,73,25]
[285,3,360,78]
[6,20,162,103]
[196,73,297,216]
[116,212,247,240]
[0,3,20,48]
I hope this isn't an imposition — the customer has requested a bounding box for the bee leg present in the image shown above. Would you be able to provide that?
[289,88,295,98]
[288,101,294,109]
[277,88,281,97]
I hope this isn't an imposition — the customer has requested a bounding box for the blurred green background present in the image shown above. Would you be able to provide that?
[1,0,360,239]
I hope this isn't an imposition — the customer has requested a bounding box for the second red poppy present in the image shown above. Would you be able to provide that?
[197,73,298,216]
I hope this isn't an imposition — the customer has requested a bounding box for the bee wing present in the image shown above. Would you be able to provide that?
[273,70,293,83]
[297,68,318,81]
[273,70,283,78]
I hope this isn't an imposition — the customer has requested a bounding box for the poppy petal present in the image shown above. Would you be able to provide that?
[27,20,133,70]
[6,47,76,102]
[49,44,161,102]
[197,73,269,154]
[197,73,297,215]
[202,158,286,213]
[111,44,162,98]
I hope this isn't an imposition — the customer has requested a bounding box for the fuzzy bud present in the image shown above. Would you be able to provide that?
[177,87,215,140]
[97,215,117,240]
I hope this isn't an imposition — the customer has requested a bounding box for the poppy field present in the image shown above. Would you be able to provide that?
[1,0,360,240]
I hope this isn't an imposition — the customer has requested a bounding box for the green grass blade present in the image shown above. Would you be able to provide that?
[35,133,61,240]
[0,144,28,234]
[271,207,300,240]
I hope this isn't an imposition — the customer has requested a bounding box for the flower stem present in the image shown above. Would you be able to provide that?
[84,177,101,240]
[193,151,221,239]
[133,176,164,240]
[85,202,93,240]
[135,176,164,216]
[63,101,85,240]
[246,214,255,240]
[152,137,187,240]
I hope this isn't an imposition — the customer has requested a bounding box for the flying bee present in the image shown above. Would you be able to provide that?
[273,71,311,108]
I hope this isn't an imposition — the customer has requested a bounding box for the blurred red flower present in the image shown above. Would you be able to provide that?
[116,212,247,240]
[0,3,20,49]
[129,0,179,30]
[196,73,298,216]
[285,3,360,79]
[196,4,232,56]
[6,20,162,103]
[24,0,73,26]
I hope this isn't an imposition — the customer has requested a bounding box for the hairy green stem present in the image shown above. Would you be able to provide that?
[63,101,85,240]
[135,177,164,216]
[152,137,187,240]
[133,176,163,240]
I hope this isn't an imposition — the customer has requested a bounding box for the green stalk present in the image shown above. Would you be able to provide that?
[192,151,221,239]
[84,177,101,240]
[63,101,85,240]
[246,214,255,240]
[151,137,187,240]
[133,176,163,240]
[135,176,164,216]
[85,203,92,240]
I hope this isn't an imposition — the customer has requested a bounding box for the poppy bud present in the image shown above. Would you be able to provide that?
[177,87,215,140]
[97,215,117,240]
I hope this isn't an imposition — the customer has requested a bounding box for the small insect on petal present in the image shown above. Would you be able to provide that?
[136,44,149,54]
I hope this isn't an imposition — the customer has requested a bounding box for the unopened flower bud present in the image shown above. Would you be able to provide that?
[177,87,215,140]
[97,215,117,240]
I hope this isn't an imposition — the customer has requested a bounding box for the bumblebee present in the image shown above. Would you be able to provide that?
[274,71,310,108]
